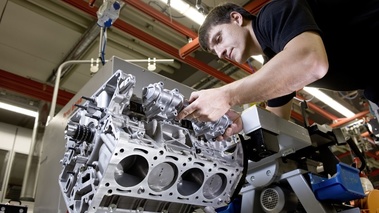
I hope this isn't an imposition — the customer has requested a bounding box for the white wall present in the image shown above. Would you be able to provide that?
[0,122,32,154]
[0,122,33,210]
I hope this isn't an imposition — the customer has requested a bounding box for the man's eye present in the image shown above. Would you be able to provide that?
[216,35,221,44]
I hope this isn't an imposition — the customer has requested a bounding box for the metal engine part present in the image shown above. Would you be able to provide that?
[58,69,244,213]
[142,81,232,141]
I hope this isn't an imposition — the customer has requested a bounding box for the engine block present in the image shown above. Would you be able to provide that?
[58,69,244,213]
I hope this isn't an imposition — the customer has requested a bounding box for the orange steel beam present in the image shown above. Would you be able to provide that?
[0,69,74,106]
[361,131,376,145]
[291,110,315,126]
[227,60,257,74]
[179,37,200,58]
[123,0,198,39]
[307,101,339,121]
[330,110,370,128]
[297,95,371,128]
[63,0,235,83]
[124,0,254,74]
[114,19,234,83]
[244,0,270,14]
[179,40,254,74]
[179,0,270,59]
[296,95,339,121]
[63,0,359,121]
[179,39,201,59]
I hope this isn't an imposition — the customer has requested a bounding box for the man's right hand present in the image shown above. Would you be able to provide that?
[216,109,243,141]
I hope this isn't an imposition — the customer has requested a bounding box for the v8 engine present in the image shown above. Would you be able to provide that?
[58,68,244,213]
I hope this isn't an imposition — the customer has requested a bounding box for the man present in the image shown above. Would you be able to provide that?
[177,0,379,140]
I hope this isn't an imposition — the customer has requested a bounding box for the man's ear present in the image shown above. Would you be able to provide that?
[230,11,243,26]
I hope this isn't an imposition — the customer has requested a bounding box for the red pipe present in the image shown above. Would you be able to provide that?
[114,19,235,83]
[88,0,96,7]
[179,39,255,74]
[62,0,364,123]
[62,0,235,83]
[123,0,198,39]
[365,151,379,161]
[244,0,271,14]
[370,168,379,177]
[361,131,376,145]
[179,37,200,59]
[307,101,339,121]
[227,60,256,74]
[179,38,200,59]
[124,0,254,74]
[0,69,74,106]
[329,110,370,128]
[296,95,339,121]
[291,110,315,125]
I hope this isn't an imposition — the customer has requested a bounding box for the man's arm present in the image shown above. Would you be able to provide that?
[225,31,328,107]
[178,31,328,122]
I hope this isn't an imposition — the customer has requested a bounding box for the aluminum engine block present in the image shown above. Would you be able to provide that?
[58,69,244,213]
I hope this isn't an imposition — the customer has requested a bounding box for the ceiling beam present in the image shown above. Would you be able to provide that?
[61,0,366,123]
[122,0,254,75]
[62,0,235,83]
[0,69,74,106]
[330,110,370,128]
[123,0,198,39]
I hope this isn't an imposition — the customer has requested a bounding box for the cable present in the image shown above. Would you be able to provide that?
[99,27,107,65]
[148,1,186,18]
[338,90,359,100]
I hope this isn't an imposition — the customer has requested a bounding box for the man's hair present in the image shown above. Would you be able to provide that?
[198,2,255,52]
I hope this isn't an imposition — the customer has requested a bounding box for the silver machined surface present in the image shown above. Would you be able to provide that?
[59,70,244,213]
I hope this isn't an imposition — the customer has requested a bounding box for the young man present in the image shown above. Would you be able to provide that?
[177,0,379,140]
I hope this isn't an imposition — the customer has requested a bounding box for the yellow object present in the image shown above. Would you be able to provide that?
[354,189,379,213]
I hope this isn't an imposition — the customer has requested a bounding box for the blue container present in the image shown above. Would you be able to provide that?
[309,162,366,201]
[216,197,241,213]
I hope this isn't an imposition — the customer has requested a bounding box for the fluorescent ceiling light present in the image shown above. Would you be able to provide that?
[159,0,205,25]
[302,87,355,118]
[251,55,264,64]
[0,101,38,118]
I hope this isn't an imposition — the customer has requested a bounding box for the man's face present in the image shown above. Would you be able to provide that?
[207,21,249,64]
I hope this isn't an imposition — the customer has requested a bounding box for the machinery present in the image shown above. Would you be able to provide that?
[58,57,244,213]
[237,106,366,213]
[58,57,369,213]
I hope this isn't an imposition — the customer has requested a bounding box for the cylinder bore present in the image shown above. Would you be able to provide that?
[203,173,227,199]
[148,162,178,192]
[177,168,204,196]
[114,155,149,187]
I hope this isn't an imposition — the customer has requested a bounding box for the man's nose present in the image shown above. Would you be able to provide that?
[214,46,224,59]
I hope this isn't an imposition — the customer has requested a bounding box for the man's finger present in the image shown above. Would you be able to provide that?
[188,92,199,103]
[178,105,194,120]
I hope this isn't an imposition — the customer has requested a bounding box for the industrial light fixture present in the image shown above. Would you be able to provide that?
[0,101,38,118]
[302,87,355,118]
[251,55,264,64]
[159,0,206,25]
